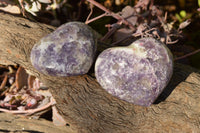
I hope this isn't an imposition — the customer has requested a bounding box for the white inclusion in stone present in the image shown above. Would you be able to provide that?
[37,40,50,54]
[128,42,147,58]
[118,60,127,68]
[104,77,112,86]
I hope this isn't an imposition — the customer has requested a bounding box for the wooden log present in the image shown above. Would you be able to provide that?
[0,112,74,133]
[0,12,200,132]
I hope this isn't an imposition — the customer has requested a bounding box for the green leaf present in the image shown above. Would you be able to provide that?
[198,0,200,7]
[180,10,186,18]
[175,13,182,22]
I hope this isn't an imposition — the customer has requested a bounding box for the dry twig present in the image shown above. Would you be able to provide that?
[85,0,134,29]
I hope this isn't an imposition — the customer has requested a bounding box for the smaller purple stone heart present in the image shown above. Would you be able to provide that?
[31,22,97,77]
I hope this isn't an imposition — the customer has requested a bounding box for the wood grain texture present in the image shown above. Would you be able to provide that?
[0,12,200,133]
[0,112,74,133]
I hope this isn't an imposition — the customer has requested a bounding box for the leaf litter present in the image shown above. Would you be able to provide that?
[0,65,67,126]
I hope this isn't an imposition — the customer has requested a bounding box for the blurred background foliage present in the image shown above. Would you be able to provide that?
[0,0,200,69]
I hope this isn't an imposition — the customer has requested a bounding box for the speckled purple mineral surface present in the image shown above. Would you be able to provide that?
[95,37,173,106]
[31,22,97,76]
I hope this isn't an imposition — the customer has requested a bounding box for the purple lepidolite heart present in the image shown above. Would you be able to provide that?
[95,37,173,106]
[31,22,97,77]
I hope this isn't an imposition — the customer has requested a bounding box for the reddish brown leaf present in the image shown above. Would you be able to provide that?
[16,67,28,91]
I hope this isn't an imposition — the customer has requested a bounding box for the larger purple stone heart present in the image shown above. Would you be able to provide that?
[31,22,97,77]
[95,37,173,106]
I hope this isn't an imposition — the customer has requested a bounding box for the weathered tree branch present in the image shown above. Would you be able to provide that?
[0,12,200,132]
[0,112,74,133]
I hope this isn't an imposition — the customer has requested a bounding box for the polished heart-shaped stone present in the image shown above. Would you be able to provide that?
[95,37,173,106]
[31,22,97,77]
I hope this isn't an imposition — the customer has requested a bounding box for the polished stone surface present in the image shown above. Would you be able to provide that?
[95,37,173,106]
[31,22,97,76]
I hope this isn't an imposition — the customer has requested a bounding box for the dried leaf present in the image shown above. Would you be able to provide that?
[52,106,67,126]
[16,67,28,91]
[25,1,41,16]
[38,0,52,4]
[179,19,191,29]
[121,6,134,17]
[113,28,133,43]
[121,6,137,26]
[28,75,36,89]
[0,4,20,14]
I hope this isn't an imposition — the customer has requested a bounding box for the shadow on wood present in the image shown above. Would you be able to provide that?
[154,63,200,104]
